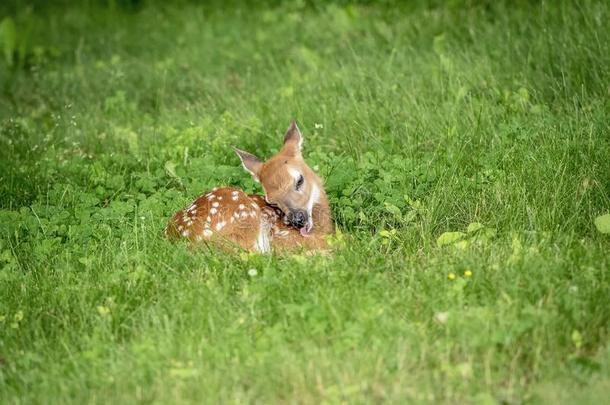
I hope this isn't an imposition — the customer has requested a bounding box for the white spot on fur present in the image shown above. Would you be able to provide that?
[218,196,223,200]
[181,230,190,237]
[203,229,212,237]
[215,221,226,231]
[178,225,184,231]
[207,194,216,200]
[206,216,211,223]
[239,204,245,210]
[233,212,240,219]
[210,208,217,215]
[212,202,219,208]
[232,195,238,201]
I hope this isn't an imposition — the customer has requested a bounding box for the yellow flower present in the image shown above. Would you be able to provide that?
[464,270,472,277]
[447,272,456,280]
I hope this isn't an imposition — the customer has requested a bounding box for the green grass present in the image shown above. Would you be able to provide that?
[1,0,609,403]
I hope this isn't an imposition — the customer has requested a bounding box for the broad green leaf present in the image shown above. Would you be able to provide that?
[454,240,470,250]
[437,231,465,247]
[594,214,610,234]
[164,161,179,179]
[384,203,402,219]
[358,211,367,221]
[467,222,484,233]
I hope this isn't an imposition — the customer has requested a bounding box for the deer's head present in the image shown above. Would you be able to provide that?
[235,121,323,236]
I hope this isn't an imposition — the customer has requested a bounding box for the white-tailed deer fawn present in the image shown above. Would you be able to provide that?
[165,121,334,252]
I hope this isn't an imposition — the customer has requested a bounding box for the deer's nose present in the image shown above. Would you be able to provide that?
[288,209,307,228]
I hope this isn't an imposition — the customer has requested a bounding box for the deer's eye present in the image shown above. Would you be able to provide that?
[295,175,304,191]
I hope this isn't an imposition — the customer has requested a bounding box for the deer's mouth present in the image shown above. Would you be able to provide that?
[299,218,314,237]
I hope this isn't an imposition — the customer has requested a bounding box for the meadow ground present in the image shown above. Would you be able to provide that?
[1,0,609,403]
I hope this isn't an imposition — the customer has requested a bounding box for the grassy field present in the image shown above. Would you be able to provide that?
[1,0,609,403]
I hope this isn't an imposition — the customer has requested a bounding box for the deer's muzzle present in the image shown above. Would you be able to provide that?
[287,209,308,229]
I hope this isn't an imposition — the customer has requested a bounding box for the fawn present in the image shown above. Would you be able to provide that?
[165,121,334,252]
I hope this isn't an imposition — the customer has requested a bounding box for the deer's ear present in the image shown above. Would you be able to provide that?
[234,148,263,182]
[281,120,303,157]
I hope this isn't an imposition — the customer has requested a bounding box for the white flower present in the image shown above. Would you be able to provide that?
[247,268,258,277]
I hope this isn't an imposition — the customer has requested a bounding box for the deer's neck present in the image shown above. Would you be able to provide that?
[312,189,333,235]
